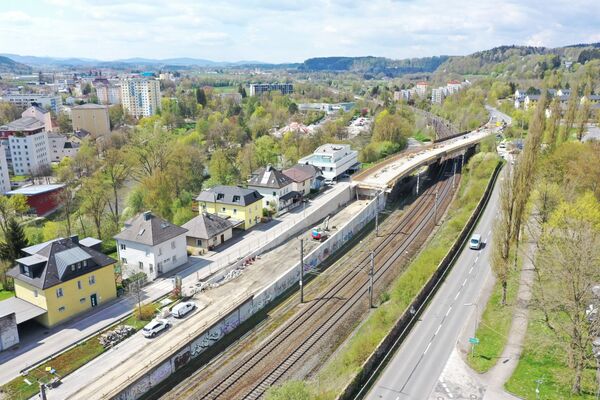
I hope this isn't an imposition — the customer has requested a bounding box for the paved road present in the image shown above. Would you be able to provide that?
[365,166,503,400]
[0,183,350,386]
[486,105,512,125]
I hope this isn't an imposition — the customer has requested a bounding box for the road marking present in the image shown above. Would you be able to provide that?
[488,229,492,236]
[469,266,474,274]
[435,324,442,336]
[462,278,468,287]
[475,254,479,262]
[454,291,460,301]
[446,306,452,316]
[424,342,432,354]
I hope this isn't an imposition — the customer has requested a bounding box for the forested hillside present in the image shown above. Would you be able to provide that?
[0,56,32,74]
[299,56,449,76]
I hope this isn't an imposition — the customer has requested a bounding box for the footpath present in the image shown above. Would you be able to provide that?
[430,235,536,400]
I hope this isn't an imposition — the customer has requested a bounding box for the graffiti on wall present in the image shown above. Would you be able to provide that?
[173,347,191,371]
[115,376,151,400]
[149,360,172,386]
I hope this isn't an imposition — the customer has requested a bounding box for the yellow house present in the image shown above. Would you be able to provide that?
[8,236,117,328]
[196,186,263,230]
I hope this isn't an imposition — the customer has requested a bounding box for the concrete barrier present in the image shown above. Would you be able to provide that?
[111,189,384,400]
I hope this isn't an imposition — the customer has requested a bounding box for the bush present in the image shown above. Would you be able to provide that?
[265,381,312,400]
[134,303,157,321]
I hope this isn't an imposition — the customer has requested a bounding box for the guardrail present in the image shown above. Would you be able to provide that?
[337,160,503,400]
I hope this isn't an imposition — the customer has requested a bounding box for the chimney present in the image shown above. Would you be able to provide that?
[143,211,152,221]
[266,164,272,172]
[70,235,79,244]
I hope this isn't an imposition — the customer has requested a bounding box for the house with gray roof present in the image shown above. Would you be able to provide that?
[182,212,233,254]
[114,211,188,281]
[283,164,324,195]
[247,164,301,214]
[196,186,263,230]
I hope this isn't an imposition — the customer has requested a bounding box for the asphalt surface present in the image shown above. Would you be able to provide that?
[365,165,503,400]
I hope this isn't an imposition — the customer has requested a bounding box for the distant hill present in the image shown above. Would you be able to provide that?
[298,56,449,76]
[0,56,32,74]
[433,43,600,78]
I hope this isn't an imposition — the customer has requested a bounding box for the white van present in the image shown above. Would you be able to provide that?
[171,301,196,318]
[469,234,482,250]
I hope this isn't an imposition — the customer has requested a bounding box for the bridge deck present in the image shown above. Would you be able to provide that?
[354,127,495,190]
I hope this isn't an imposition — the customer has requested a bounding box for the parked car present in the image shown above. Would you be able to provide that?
[171,301,195,318]
[469,233,482,250]
[324,179,335,186]
[142,319,170,338]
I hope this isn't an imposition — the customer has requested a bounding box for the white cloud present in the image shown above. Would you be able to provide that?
[0,0,599,62]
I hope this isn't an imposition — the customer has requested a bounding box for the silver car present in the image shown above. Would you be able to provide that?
[142,319,170,338]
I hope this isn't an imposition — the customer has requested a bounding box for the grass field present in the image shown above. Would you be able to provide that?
[466,260,520,373]
[266,152,501,400]
[0,283,14,301]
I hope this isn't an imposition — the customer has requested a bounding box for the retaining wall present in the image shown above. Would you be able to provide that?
[336,162,503,400]
[112,190,385,400]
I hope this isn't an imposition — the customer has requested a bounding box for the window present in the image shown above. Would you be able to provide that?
[83,260,87,267]
[222,207,226,213]
[216,193,225,200]
[149,264,154,273]
[34,290,38,297]
[171,241,176,249]
[121,257,127,264]
[138,261,144,270]
[89,275,96,285]
[233,208,237,215]
[80,298,86,303]
[77,280,82,290]
[158,247,162,256]
[56,288,64,298]
[172,255,176,263]
[58,306,66,312]
[22,265,31,277]
[272,191,276,196]
[233,195,240,202]
[196,239,202,246]
[120,243,126,251]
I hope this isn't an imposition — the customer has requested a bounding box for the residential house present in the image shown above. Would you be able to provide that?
[415,81,429,98]
[298,143,359,181]
[196,186,263,230]
[0,146,10,193]
[182,212,233,254]
[247,164,301,214]
[6,184,65,216]
[283,164,324,195]
[48,133,80,162]
[114,211,188,282]
[5,236,117,328]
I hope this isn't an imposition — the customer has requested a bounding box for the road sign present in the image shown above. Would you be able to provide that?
[469,337,480,344]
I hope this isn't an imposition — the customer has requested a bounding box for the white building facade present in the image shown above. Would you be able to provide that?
[96,84,122,105]
[0,94,62,114]
[114,212,188,282]
[120,79,161,118]
[298,144,359,181]
[0,146,11,193]
[8,132,51,176]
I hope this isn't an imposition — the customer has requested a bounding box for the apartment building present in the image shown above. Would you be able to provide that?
[298,143,359,181]
[415,81,430,98]
[121,78,162,117]
[71,103,110,136]
[0,94,62,113]
[48,133,80,162]
[8,132,51,176]
[248,83,294,97]
[96,84,122,105]
[0,146,10,193]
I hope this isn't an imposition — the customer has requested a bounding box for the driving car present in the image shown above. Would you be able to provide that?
[469,233,482,250]
[171,301,196,318]
[142,319,170,338]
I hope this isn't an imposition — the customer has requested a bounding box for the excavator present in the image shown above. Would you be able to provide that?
[311,215,330,242]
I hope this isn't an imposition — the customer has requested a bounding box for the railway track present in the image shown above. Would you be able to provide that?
[164,159,461,400]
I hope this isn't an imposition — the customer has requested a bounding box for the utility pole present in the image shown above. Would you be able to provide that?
[375,209,379,237]
[299,237,304,303]
[39,383,47,400]
[369,251,374,308]
[434,188,439,224]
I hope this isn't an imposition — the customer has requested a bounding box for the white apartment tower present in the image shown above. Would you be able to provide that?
[0,146,11,193]
[120,78,161,118]
[8,132,51,176]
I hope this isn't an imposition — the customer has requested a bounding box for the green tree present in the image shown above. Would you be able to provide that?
[0,218,29,263]
[57,112,73,132]
[103,148,132,228]
[79,173,110,239]
[196,88,207,107]
[207,149,238,186]
[0,102,20,125]
[255,135,279,166]
[108,104,125,129]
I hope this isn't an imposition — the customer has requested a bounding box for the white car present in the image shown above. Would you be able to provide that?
[142,319,170,338]
[171,301,195,318]
[469,234,482,250]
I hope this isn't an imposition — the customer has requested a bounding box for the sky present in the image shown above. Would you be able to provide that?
[0,0,599,63]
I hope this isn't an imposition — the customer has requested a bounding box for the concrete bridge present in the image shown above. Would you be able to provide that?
[353,121,504,192]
